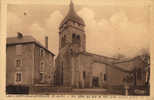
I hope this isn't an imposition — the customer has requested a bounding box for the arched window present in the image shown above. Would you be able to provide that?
[77,35,81,45]
[104,74,107,81]
[72,33,76,43]
[83,71,86,80]
[72,34,81,44]
[72,33,76,38]
[77,35,80,40]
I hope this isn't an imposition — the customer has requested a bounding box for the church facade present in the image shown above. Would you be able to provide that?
[55,1,148,89]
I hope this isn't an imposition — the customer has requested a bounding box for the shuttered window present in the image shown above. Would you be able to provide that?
[40,61,45,72]
[15,59,22,67]
[16,72,22,83]
[40,61,45,82]
[39,48,44,56]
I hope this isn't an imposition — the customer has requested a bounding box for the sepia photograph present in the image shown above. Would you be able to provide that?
[0,0,1,35]
[6,0,151,96]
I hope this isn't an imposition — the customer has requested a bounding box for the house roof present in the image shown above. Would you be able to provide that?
[7,36,37,45]
[80,51,121,63]
[113,55,149,72]
[80,52,145,73]
[113,57,140,72]
[7,35,55,56]
[56,42,148,73]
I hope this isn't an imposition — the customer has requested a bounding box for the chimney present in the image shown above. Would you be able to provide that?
[45,36,48,49]
[17,32,23,39]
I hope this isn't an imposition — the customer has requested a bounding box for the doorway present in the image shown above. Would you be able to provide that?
[92,77,99,88]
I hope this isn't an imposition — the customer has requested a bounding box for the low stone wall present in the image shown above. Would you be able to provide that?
[108,85,125,95]
[29,86,72,94]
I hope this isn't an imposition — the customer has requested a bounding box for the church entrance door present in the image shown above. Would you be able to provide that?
[92,77,99,88]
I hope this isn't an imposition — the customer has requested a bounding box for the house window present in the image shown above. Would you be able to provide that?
[15,59,22,67]
[83,71,86,80]
[40,61,45,82]
[15,72,22,83]
[39,48,44,56]
[40,61,45,72]
[104,74,107,81]
[49,57,53,66]
[77,35,80,40]
[16,45,23,55]
[137,68,142,80]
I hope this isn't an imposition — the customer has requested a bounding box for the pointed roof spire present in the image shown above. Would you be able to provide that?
[70,0,73,8]
[60,0,85,28]
[70,0,75,11]
[68,0,76,15]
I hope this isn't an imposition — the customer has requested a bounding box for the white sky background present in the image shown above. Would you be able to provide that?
[7,0,151,58]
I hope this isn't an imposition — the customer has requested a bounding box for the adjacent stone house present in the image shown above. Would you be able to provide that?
[6,33,55,93]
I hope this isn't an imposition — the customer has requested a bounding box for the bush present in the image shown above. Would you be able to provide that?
[6,85,29,94]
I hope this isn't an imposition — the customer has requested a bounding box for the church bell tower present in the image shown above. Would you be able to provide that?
[59,0,86,52]
[55,0,86,87]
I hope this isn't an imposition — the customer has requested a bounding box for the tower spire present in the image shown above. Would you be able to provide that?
[70,0,73,6]
[69,0,75,12]
[60,0,85,27]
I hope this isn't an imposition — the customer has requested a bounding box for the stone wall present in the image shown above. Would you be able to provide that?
[34,44,54,86]
[55,48,73,87]
[92,62,106,88]
[106,65,127,87]
[6,43,34,86]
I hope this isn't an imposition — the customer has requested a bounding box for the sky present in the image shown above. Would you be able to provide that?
[0,0,1,33]
[7,0,151,58]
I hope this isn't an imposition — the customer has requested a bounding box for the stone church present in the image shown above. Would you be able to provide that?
[55,1,148,89]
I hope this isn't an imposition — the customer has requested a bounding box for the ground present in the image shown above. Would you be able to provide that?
[30,88,148,96]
